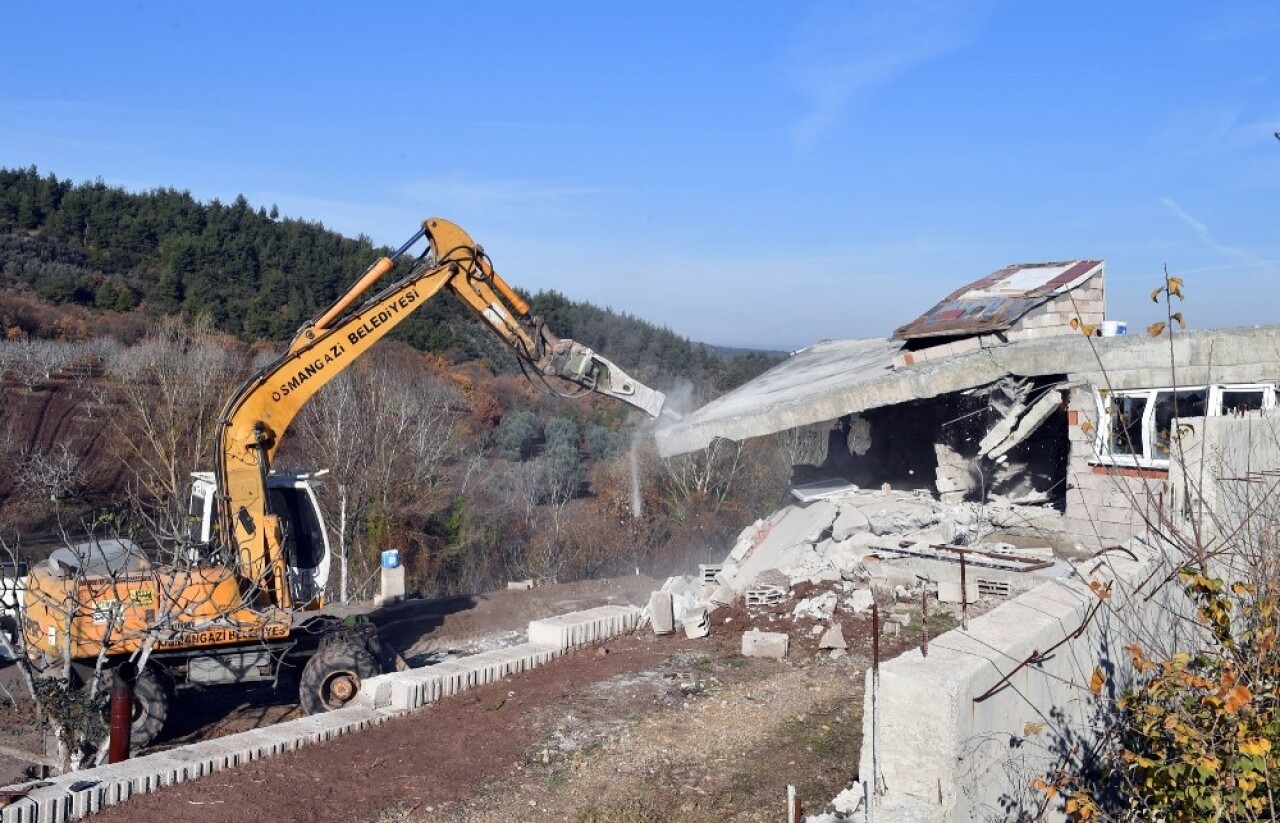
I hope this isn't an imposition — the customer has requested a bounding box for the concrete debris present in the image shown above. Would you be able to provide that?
[985,387,1065,460]
[709,584,737,607]
[784,548,842,586]
[648,591,675,635]
[886,611,912,628]
[819,544,865,582]
[742,629,789,659]
[845,589,875,614]
[865,495,943,536]
[831,503,871,540]
[793,592,838,621]
[683,606,710,639]
[818,622,847,650]
[831,785,862,816]
[661,574,704,625]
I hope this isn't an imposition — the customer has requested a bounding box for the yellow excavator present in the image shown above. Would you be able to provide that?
[21,218,665,746]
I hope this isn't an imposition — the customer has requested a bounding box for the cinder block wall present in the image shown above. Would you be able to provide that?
[856,545,1186,822]
[1005,271,1106,344]
[1062,387,1167,547]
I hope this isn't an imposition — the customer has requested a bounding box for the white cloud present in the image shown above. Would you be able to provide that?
[781,0,992,149]
[1160,196,1276,272]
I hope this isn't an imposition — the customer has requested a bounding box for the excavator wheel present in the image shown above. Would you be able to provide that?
[299,636,379,714]
[92,665,170,750]
[129,667,170,749]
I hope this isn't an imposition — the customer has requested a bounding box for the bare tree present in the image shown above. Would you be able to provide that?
[296,351,461,600]
[106,317,243,540]
[660,436,747,518]
[15,441,86,503]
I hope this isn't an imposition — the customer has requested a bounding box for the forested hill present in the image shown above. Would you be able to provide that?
[0,166,781,390]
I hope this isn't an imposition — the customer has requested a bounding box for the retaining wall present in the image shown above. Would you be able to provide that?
[853,540,1188,822]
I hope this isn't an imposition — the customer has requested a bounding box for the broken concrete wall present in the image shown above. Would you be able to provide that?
[853,538,1189,822]
[1169,413,1280,545]
[1004,270,1105,344]
[795,380,1071,510]
[1063,387,1167,547]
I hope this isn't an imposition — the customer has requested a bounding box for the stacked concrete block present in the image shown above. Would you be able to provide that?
[368,644,566,712]
[934,442,974,504]
[1062,386,1166,547]
[526,605,640,650]
[892,334,1006,369]
[1,704,396,823]
[1005,275,1106,344]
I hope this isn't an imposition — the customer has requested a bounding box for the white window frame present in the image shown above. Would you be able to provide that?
[1093,382,1276,469]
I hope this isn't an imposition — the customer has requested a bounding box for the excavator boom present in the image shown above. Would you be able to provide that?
[214,218,666,605]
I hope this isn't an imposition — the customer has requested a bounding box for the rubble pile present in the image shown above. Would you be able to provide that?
[641,488,1073,657]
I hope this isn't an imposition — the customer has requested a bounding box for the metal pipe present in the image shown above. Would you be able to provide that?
[960,551,969,631]
[871,602,882,799]
[920,587,929,658]
[108,662,139,763]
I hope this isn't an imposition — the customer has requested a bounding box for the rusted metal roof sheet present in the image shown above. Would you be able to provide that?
[893,260,1103,340]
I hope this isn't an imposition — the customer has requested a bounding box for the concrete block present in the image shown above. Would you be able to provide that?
[1096,505,1137,525]
[357,672,397,709]
[938,579,979,604]
[374,565,405,607]
[818,622,847,650]
[741,629,789,659]
[648,590,675,634]
[683,606,710,639]
[507,579,534,590]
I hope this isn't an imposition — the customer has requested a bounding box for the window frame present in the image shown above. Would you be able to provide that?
[1093,382,1276,468]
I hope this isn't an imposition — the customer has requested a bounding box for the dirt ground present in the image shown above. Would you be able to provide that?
[0,575,969,821]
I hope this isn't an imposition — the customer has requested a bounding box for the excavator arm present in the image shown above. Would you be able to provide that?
[213,218,665,608]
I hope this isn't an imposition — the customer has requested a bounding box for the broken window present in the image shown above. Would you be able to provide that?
[1107,394,1147,457]
[1095,382,1277,467]
[1150,389,1207,459]
[1221,389,1266,416]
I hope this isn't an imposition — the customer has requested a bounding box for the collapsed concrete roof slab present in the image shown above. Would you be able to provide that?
[654,326,1280,457]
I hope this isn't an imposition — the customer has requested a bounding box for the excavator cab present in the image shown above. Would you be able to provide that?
[188,471,331,603]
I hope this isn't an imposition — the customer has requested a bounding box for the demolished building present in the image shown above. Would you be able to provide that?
[654,261,1280,821]
[656,260,1280,551]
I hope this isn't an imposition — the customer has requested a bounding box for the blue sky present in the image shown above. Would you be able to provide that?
[2,2,1278,350]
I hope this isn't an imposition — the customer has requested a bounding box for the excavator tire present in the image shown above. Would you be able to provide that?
[129,667,170,750]
[299,637,379,715]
